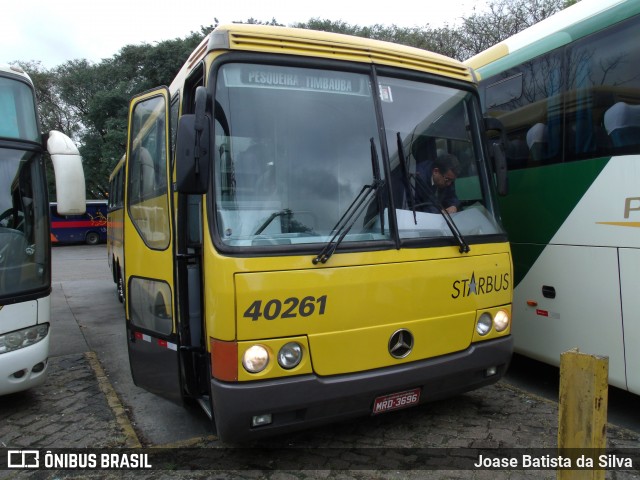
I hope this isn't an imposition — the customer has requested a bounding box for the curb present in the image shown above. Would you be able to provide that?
[84,351,142,448]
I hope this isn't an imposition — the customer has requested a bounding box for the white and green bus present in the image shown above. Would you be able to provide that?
[466,0,640,394]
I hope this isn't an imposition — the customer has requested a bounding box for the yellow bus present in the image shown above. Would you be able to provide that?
[107,155,125,303]
[120,24,513,442]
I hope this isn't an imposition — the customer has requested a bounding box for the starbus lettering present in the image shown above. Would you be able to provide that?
[451,272,510,299]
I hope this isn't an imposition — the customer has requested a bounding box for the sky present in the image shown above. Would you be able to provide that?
[2,0,488,68]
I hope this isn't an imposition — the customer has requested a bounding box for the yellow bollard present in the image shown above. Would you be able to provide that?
[557,348,608,480]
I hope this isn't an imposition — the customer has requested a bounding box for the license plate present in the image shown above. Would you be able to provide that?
[372,388,421,415]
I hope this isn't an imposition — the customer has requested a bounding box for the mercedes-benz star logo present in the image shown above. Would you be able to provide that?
[388,329,414,359]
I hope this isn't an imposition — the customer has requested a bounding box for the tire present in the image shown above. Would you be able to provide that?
[85,231,100,245]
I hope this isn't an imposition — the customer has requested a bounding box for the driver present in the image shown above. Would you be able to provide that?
[415,153,461,214]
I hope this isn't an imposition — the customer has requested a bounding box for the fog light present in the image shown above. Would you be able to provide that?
[242,345,269,373]
[251,413,273,427]
[278,342,302,369]
[32,361,46,373]
[494,310,510,332]
[485,366,498,377]
[476,313,492,336]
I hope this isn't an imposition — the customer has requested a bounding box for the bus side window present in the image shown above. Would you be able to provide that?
[129,277,172,335]
[566,13,640,159]
[129,147,153,203]
[485,51,563,168]
[127,94,170,250]
[139,147,155,199]
[526,123,548,164]
[604,102,640,150]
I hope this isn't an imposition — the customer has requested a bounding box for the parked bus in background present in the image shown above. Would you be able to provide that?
[107,156,124,303]
[50,199,107,245]
[0,64,85,395]
[466,0,640,394]
[118,24,512,442]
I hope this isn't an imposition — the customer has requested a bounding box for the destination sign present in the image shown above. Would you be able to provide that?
[222,64,371,96]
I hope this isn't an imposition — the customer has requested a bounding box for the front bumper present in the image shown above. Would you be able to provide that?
[0,331,49,396]
[211,336,512,442]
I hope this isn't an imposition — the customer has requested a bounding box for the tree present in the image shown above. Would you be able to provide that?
[294,0,576,60]
[18,1,576,200]
[238,18,283,26]
[458,0,577,59]
[29,26,215,199]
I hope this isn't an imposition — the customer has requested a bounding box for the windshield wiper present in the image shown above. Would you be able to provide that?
[254,209,292,235]
[412,174,470,254]
[396,132,469,254]
[254,208,315,236]
[313,140,385,264]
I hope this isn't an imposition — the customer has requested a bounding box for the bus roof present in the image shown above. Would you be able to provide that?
[169,23,474,93]
[465,0,640,79]
[0,64,33,84]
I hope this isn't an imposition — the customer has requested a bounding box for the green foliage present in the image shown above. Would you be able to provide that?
[16,1,571,200]
[19,25,214,199]
[458,0,571,58]
[237,18,284,26]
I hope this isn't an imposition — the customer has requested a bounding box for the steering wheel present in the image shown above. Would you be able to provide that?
[0,209,14,225]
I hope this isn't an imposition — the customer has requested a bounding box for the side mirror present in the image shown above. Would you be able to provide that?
[176,87,211,194]
[47,131,86,214]
[484,117,508,196]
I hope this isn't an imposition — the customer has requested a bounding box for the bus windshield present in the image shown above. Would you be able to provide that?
[214,63,502,250]
[0,76,39,142]
[0,148,49,300]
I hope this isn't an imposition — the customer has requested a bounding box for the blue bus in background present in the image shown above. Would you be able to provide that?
[50,200,107,245]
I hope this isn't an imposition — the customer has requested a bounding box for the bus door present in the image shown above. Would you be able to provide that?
[620,248,640,393]
[124,88,182,404]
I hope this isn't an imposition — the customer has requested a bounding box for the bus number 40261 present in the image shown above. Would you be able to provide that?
[243,295,328,321]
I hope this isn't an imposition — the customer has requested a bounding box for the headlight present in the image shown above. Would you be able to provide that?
[242,345,269,373]
[0,324,49,354]
[278,342,302,369]
[476,313,493,336]
[494,310,510,332]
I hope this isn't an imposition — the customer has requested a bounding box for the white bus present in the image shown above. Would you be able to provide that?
[466,0,640,394]
[0,64,85,395]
